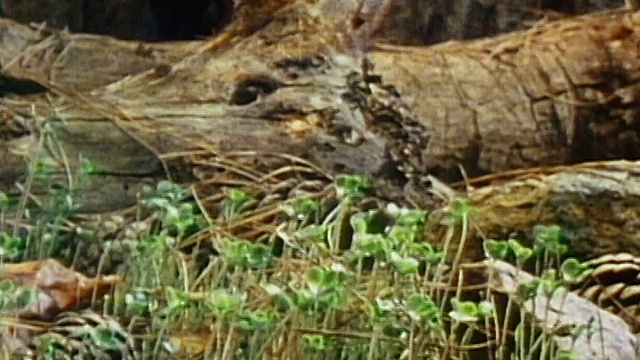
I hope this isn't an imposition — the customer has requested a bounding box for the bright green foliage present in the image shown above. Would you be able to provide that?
[0,279,36,313]
[407,295,443,330]
[560,258,592,284]
[280,197,321,222]
[125,289,159,316]
[534,224,568,256]
[449,299,494,323]
[220,237,273,270]
[389,251,419,274]
[164,287,194,314]
[221,188,255,219]
[235,310,278,333]
[4,153,591,360]
[334,174,373,200]
[441,197,473,226]
[206,289,246,316]
[0,232,26,260]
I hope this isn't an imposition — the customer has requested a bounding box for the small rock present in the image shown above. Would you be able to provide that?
[486,260,640,360]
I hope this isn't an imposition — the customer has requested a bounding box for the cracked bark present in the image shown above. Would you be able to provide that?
[0,0,628,42]
[2,2,640,217]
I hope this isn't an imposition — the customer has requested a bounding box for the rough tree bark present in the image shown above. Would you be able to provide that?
[2,1,640,259]
[0,0,628,42]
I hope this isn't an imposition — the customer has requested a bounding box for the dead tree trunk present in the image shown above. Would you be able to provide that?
[2,1,640,214]
[0,0,627,42]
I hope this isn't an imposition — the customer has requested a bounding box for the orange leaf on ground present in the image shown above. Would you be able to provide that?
[0,259,121,320]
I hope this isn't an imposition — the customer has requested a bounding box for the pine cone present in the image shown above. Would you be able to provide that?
[29,310,139,359]
[571,252,640,333]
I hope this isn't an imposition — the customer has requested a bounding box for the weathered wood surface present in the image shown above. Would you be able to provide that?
[483,259,640,358]
[3,2,640,219]
[0,0,627,43]
[431,160,640,261]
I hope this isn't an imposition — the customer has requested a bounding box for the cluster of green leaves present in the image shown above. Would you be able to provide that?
[264,264,350,314]
[0,279,36,314]
[4,139,595,360]
[220,237,273,270]
[140,180,205,237]
[484,225,587,360]
[349,206,443,274]
[220,188,257,220]
[485,225,592,293]
[0,134,104,265]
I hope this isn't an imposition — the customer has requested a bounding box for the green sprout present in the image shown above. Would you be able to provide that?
[125,289,159,316]
[262,283,296,311]
[86,325,129,352]
[407,294,443,330]
[303,334,332,353]
[33,335,67,359]
[221,188,255,219]
[206,289,246,316]
[0,280,36,313]
[294,224,327,244]
[408,242,444,265]
[0,232,26,260]
[392,208,427,233]
[449,300,479,323]
[164,287,194,314]
[296,265,350,311]
[441,197,474,227]
[0,192,8,211]
[220,237,273,270]
[389,251,419,274]
[349,209,388,235]
[335,174,373,201]
[534,224,568,256]
[30,160,56,178]
[129,235,174,260]
[162,202,198,235]
[141,181,189,210]
[351,233,389,260]
[517,269,563,301]
[235,310,278,333]
[560,258,592,284]
[508,239,534,264]
[79,158,101,176]
[281,197,321,222]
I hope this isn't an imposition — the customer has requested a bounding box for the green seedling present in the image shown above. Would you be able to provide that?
[206,289,246,316]
[407,294,443,330]
[560,258,592,285]
[389,251,419,274]
[235,310,278,333]
[221,188,255,219]
[220,237,273,270]
[125,289,159,316]
[335,174,373,201]
[0,232,26,260]
[280,197,321,222]
[534,224,568,256]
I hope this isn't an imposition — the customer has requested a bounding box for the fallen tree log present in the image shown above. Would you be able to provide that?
[427,160,640,262]
[0,0,626,43]
[3,2,640,215]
